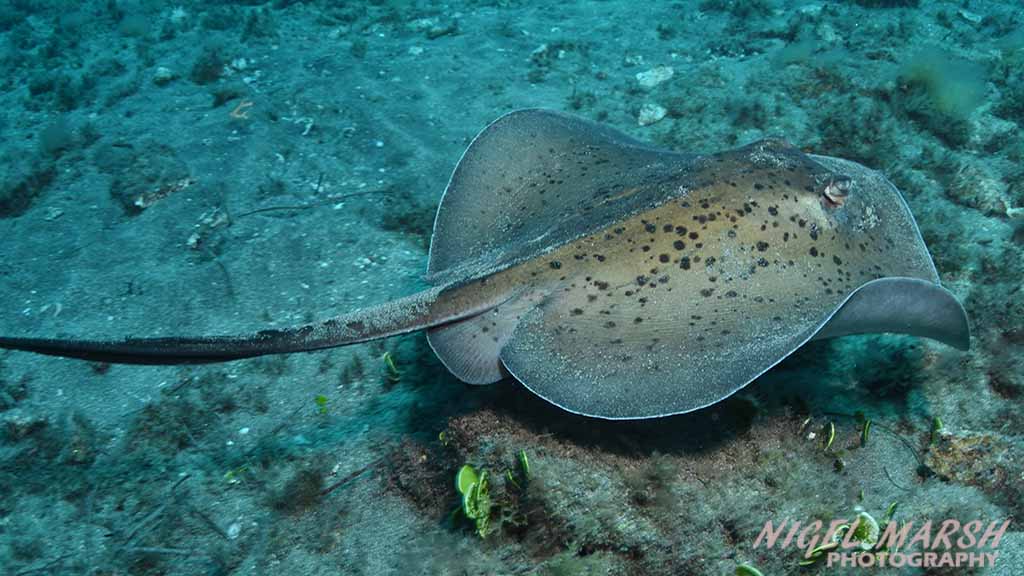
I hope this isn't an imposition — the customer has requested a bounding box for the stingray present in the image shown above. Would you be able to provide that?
[0,109,969,419]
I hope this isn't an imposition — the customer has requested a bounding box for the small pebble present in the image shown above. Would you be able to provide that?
[637,103,667,126]
[636,66,674,89]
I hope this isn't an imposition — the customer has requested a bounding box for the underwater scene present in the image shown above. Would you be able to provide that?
[0,0,1022,574]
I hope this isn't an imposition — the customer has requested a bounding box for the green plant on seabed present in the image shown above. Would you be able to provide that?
[223,464,248,484]
[456,464,493,538]
[735,562,764,576]
[453,450,532,538]
[314,394,329,415]
[799,502,896,567]
[382,351,402,384]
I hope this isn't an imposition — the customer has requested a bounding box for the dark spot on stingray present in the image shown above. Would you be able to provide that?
[809,247,819,257]
[641,245,651,252]
[571,308,583,316]
[768,206,778,216]
[756,241,769,252]
[727,230,737,238]
[701,288,714,297]
[783,232,790,242]
[675,226,688,235]
[663,224,673,233]
[636,275,648,286]
[725,290,738,298]
[550,260,562,270]
[833,255,843,266]
[809,228,819,241]
[757,257,769,267]
[673,240,686,250]
[679,256,691,270]
[595,281,609,290]
[634,317,643,324]
[754,183,764,190]
[595,254,606,262]
[689,231,699,240]
[645,223,657,233]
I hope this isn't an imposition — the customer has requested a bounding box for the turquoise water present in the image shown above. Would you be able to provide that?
[0,1,1021,574]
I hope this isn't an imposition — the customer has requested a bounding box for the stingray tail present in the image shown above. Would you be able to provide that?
[0,286,457,365]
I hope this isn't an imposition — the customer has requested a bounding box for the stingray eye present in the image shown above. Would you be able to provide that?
[821,176,851,208]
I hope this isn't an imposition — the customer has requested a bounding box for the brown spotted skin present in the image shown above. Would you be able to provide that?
[437,139,939,418]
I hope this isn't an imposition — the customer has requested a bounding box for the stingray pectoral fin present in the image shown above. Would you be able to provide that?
[498,294,820,420]
[812,277,970,350]
[0,287,454,365]
[426,289,545,385]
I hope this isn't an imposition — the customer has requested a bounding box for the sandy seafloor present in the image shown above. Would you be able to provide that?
[0,0,1022,574]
